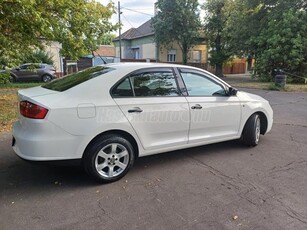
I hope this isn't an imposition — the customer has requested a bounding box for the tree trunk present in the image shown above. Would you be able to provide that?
[213,5,224,78]
[215,63,223,77]
[214,31,224,77]
[182,43,188,65]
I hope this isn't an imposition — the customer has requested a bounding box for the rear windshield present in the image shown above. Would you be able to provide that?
[43,66,112,92]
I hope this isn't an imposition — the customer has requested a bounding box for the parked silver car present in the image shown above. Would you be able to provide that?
[10,63,56,82]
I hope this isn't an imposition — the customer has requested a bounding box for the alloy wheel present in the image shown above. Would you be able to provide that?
[255,117,261,144]
[95,143,129,178]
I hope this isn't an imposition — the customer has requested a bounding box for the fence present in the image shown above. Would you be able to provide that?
[223,62,246,74]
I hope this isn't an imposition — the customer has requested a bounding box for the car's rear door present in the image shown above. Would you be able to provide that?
[112,68,190,150]
[178,68,242,143]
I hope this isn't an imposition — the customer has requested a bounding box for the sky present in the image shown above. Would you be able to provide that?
[98,0,205,35]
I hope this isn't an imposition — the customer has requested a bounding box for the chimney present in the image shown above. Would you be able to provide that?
[154,2,158,15]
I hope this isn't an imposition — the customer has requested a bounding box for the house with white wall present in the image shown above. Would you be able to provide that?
[113,20,156,60]
[43,41,63,77]
[113,19,208,66]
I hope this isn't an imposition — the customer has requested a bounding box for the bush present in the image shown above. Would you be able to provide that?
[21,50,54,65]
[0,71,10,84]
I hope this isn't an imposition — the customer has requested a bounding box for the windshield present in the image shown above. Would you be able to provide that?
[43,66,113,92]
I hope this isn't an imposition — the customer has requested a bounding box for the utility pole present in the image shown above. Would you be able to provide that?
[118,1,122,61]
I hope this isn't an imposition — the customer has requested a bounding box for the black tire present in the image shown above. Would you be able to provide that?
[42,74,52,82]
[242,114,261,147]
[83,135,135,183]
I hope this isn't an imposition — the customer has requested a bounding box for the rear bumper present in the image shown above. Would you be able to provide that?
[12,120,85,161]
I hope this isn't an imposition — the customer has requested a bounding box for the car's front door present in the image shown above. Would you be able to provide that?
[12,64,31,81]
[178,68,242,143]
[12,64,38,81]
[112,68,190,150]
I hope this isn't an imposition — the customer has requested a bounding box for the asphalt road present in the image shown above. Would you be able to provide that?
[0,89,306,230]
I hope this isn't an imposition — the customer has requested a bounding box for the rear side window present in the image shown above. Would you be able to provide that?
[131,71,179,97]
[43,66,112,92]
[112,69,179,97]
[112,78,133,97]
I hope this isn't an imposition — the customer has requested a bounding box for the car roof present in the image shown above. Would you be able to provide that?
[101,62,230,88]
[21,63,50,66]
[104,62,198,70]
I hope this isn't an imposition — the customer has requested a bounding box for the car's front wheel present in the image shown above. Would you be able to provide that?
[83,135,135,183]
[242,113,261,147]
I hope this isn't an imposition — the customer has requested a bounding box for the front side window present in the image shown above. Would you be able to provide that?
[180,71,226,96]
[131,71,179,97]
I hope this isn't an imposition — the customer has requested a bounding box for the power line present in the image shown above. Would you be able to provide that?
[121,7,154,17]
[118,1,122,60]
[120,6,152,36]
[121,13,149,38]
[121,13,135,28]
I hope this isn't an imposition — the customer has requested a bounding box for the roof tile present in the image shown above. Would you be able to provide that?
[114,19,154,40]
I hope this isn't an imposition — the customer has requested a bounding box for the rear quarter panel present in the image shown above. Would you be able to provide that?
[34,72,145,158]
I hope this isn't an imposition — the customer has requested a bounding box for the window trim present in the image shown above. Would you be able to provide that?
[177,68,229,97]
[110,67,183,98]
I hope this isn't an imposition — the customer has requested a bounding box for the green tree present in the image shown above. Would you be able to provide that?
[151,0,202,64]
[98,33,116,45]
[203,0,235,77]
[0,0,117,68]
[21,50,54,65]
[228,0,307,81]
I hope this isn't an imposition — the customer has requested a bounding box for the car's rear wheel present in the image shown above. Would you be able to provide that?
[83,135,135,183]
[42,74,52,82]
[242,114,261,147]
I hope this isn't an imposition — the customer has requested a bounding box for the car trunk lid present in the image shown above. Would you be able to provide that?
[18,86,58,101]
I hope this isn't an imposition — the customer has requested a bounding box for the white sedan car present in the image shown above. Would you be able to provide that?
[12,63,273,183]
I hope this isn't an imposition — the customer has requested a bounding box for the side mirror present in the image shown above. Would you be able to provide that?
[227,87,237,96]
[15,67,20,71]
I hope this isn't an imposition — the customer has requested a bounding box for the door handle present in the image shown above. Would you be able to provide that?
[128,107,143,113]
[191,104,202,110]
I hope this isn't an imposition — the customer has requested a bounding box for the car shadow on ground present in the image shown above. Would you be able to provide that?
[1,139,246,194]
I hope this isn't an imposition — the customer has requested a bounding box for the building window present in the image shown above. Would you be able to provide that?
[192,50,201,63]
[167,50,176,62]
[132,48,140,59]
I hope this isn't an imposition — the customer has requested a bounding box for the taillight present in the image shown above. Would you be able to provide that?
[20,101,48,119]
